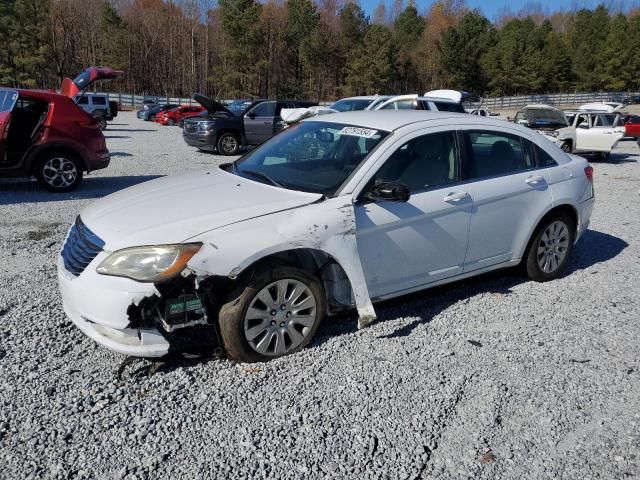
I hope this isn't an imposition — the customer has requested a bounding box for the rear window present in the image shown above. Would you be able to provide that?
[432,101,465,113]
[330,99,373,112]
[0,89,18,112]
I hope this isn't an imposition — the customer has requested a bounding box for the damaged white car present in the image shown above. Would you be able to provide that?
[58,111,595,363]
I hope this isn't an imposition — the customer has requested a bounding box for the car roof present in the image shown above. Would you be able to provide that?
[336,96,390,101]
[417,96,460,104]
[305,110,512,132]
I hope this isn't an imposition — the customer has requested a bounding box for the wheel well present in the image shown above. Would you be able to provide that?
[542,204,578,232]
[29,146,87,174]
[235,248,354,314]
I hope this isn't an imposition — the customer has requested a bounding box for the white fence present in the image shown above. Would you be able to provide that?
[101,91,640,110]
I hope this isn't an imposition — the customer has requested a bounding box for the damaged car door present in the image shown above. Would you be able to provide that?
[355,129,472,299]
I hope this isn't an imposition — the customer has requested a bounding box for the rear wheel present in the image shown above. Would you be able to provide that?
[524,213,575,282]
[178,120,184,128]
[218,266,326,363]
[97,117,107,130]
[598,151,610,161]
[149,114,156,121]
[35,152,83,192]
[216,132,240,156]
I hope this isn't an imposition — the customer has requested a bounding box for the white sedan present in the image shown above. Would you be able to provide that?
[58,112,595,362]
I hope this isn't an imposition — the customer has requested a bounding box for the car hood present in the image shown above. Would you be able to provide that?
[80,168,323,250]
[60,66,124,98]
[193,93,230,115]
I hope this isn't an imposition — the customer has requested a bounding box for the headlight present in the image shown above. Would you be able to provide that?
[552,131,560,137]
[199,121,216,133]
[96,243,201,282]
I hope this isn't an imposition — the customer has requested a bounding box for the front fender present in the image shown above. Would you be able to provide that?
[186,196,376,328]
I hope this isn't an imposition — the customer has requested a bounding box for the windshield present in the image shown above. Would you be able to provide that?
[524,108,569,127]
[226,100,253,116]
[234,121,389,195]
[330,99,374,112]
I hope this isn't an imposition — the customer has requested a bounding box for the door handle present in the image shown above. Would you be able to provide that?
[525,175,545,186]
[443,191,469,202]
[263,121,271,125]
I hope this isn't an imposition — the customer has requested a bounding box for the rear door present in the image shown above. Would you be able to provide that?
[0,89,18,164]
[460,129,553,272]
[244,101,276,145]
[574,113,621,152]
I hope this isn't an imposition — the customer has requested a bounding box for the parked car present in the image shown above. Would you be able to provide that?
[563,110,625,159]
[140,103,180,121]
[622,95,640,106]
[329,96,393,112]
[156,105,206,126]
[513,104,575,153]
[0,68,115,192]
[58,111,594,362]
[183,95,316,155]
[578,102,622,113]
[624,115,640,144]
[374,93,466,113]
[73,93,117,130]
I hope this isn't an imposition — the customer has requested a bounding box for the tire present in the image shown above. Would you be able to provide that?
[178,120,184,128]
[218,266,326,363]
[97,117,107,131]
[560,141,571,153]
[216,132,240,156]
[524,212,575,282]
[149,114,156,121]
[167,118,175,126]
[598,151,610,161]
[35,151,83,192]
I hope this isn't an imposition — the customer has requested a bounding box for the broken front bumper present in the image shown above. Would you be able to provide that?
[57,255,170,357]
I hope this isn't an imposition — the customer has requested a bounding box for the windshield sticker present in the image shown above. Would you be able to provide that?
[339,127,378,138]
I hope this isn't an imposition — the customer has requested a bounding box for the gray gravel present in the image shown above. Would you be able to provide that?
[1,112,639,479]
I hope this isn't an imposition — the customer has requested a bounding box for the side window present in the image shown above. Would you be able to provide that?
[465,131,533,179]
[373,131,459,192]
[92,96,106,105]
[395,100,414,110]
[76,96,89,105]
[535,145,558,166]
[249,102,276,117]
[577,114,590,127]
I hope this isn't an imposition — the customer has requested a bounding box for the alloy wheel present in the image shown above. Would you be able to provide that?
[221,135,238,154]
[537,220,570,273]
[243,279,317,356]
[42,157,78,189]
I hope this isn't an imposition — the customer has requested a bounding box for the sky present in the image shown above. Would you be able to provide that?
[358,0,636,20]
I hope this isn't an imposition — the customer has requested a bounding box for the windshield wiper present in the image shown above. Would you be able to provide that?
[240,169,283,188]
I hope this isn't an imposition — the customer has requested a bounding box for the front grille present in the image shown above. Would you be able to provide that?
[61,217,105,276]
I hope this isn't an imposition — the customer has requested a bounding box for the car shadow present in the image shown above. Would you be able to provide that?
[110,152,134,157]
[104,135,131,139]
[314,229,627,343]
[0,175,163,205]
[106,128,155,132]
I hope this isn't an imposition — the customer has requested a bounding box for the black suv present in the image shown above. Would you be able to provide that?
[183,95,317,155]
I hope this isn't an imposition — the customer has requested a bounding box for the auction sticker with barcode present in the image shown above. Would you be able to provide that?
[339,127,378,138]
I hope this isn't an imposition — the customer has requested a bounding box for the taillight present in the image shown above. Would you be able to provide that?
[584,166,594,182]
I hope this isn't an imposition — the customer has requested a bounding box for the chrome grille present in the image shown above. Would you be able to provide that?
[61,216,105,276]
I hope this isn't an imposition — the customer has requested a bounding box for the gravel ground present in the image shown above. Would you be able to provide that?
[1,112,639,479]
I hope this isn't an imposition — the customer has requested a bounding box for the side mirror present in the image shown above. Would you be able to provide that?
[578,123,589,129]
[364,181,410,203]
[247,111,256,119]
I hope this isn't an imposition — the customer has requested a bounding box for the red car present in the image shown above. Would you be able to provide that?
[0,66,122,192]
[624,115,640,144]
[156,105,206,126]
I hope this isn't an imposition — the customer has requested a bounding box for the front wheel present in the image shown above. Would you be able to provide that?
[560,141,571,153]
[524,213,575,282]
[178,120,184,128]
[218,266,326,363]
[216,132,240,156]
[35,152,83,192]
[167,118,175,126]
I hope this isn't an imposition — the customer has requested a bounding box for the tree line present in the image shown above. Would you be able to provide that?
[1,0,639,101]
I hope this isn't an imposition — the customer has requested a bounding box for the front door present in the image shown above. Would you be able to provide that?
[244,101,276,145]
[355,130,472,299]
[0,89,18,166]
[575,113,622,152]
[460,129,553,272]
